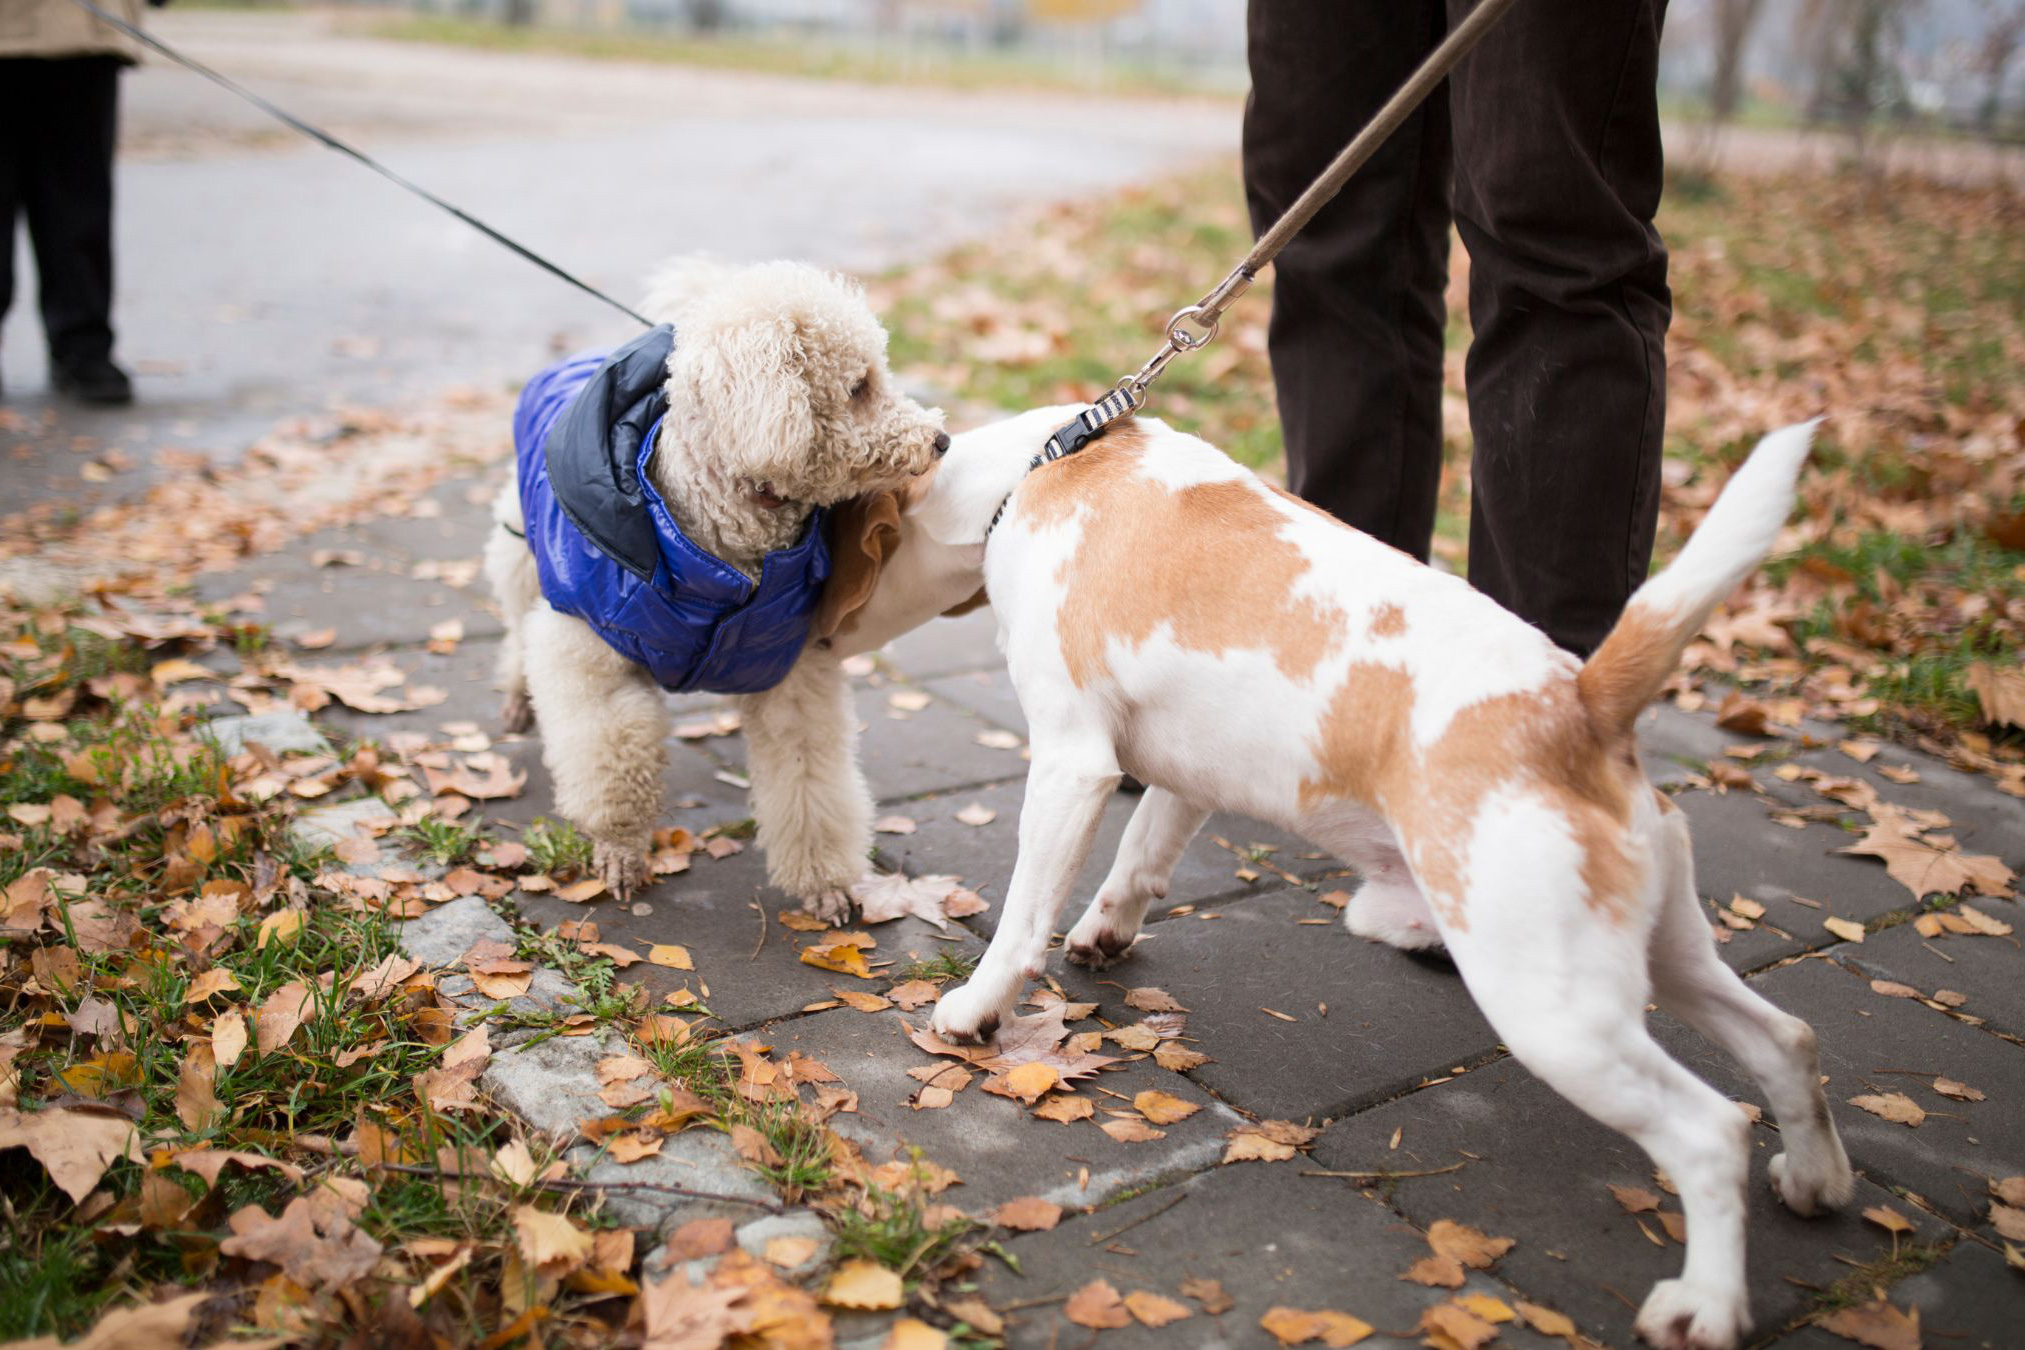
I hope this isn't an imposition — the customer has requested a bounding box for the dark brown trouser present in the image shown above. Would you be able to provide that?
[1243,0,1671,656]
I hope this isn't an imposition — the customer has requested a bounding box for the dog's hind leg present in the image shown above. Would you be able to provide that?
[738,649,870,927]
[484,481,539,733]
[1646,802,1853,1217]
[521,604,666,899]
[1435,798,1754,1350]
[933,724,1121,1043]
[1065,787,1209,969]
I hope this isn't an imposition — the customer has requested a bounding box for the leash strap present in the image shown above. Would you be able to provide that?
[71,0,654,328]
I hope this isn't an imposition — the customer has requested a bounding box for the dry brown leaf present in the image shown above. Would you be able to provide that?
[851,872,962,930]
[1816,1295,1921,1350]
[1065,1279,1132,1330]
[834,989,892,1013]
[212,1009,249,1070]
[223,1196,382,1290]
[1124,1290,1193,1328]
[873,814,917,835]
[1002,1062,1059,1104]
[1100,1116,1166,1143]
[255,981,314,1055]
[1514,1301,1577,1338]
[1993,1176,2025,1208]
[1862,1204,1915,1236]
[1849,1092,1926,1127]
[1992,1202,2025,1241]
[1823,916,1867,943]
[1259,1306,1374,1347]
[1133,1090,1201,1125]
[1839,818,2015,901]
[1033,1093,1095,1124]
[824,1259,904,1310]
[512,1205,594,1278]
[954,802,998,827]
[175,1044,224,1131]
[1419,1303,1498,1350]
[1181,1276,1234,1314]
[0,1106,141,1203]
[1154,1042,1211,1071]
[1610,1183,1662,1214]
[1966,661,2025,730]
[1124,986,1188,1013]
[647,944,694,970]
[990,1196,1064,1231]
[33,1291,209,1350]
[1933,1076,1985,1102]
[888,979,939,1010]
[1427,1219,1513,1269]
[1401,1254,1465,1288]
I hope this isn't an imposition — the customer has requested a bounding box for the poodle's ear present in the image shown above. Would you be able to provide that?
[639,256,737,327]
[671,315,816,480]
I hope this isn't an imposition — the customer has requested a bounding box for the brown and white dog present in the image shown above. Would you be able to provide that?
[885,406,1846,1350]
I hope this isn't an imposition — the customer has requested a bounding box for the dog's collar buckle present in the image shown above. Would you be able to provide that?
[985,386,1141,541]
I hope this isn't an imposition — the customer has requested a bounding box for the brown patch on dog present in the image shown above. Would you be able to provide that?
[1300,674,1644,930]
[1017,430,1346,687]
[1368,604,1407,639]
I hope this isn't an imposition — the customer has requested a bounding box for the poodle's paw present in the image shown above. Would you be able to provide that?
[594,841,648,901]
[499,689,534,734]
[929,981,1011,1046]
[1634,1279,1751,1350]
[1064,915,1138,970]
[1769,1148,1854,1217]
[801,887,855,927]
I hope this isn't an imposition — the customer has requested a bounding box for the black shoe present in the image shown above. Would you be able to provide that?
[53,356,133,406]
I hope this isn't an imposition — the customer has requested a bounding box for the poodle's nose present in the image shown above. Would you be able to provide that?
[932,431,951,458]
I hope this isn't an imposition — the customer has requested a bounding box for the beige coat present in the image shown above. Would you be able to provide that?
[0,0,145,61]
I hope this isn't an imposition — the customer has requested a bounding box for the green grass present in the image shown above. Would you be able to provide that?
[402,814,487,867]
[893,950,978,985]
[366,15,1222,100]
[831,1166,976,1280]
[521,816,593,877]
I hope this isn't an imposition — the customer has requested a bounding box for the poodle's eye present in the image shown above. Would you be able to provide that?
[849,374,871,402]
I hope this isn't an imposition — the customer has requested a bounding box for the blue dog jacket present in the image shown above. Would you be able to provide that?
[513,325,831,695]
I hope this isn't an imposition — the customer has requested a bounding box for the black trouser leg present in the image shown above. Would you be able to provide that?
[14,56,122,370]
[1242,0,1453,563]
[1452,0,1671,656]
[0,62,24,344]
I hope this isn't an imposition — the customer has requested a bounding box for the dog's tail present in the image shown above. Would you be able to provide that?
[1577,419,1817,741]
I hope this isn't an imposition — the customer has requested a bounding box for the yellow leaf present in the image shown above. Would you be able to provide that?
[1065,1280,1131,1330]
[256,909,303,949]
[1823,916,1866,943]
[1455,1294,1514,1323]
[512,1205,594,1278]
[1133,1090,1201,1125]
[823,1258,903,1310]
[1124,1290,1193,1328]
[1862,1204,1915,1235]
[211,1009,248,1070]
[555,878,606,904]
[1003,1062,1059,1104]
[647,944,694,970]
[800,943,871,979]
[150,658,215,686]
[882,1318,948,1350]
[1260,1306,1374,1347]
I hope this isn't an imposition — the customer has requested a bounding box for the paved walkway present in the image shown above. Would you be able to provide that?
[185,460,2025,1348]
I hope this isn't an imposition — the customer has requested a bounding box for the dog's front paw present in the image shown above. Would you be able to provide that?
[594,841,648,901]
[500,689,534,734]
[1634,1278,1750,1350]
[1768,1148,1854,1217]
[801,888,854,927]
[1064,920,1136,970]
[929,982,1006,1046]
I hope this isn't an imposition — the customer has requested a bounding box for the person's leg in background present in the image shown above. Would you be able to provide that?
[1450,0,1670,656]
[0,60,26,399]
[1242,0,1452,561]
[23,54,131,405]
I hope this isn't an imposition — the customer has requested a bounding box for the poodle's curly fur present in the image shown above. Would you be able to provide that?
[485,259,947,904]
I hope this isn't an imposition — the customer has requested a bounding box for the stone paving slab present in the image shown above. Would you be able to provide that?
[1308,1050,1947,1345]
[762,1007,1242,1211]
[1840,896,2025,1040]
[875,604,1002,682]
[1767,1237,2019,1350]
[1670,786,1916,972]
[972,1163,1529,1349]
[1709,957,2025,1228]
[1040,888,1500,1124]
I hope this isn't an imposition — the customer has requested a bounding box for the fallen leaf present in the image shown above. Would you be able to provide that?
[1993,1202,2025,1241]
[212,1009,249,1069]
[1816,1294,1920,1350]
[1862,1205,1915,1236]
[990,1196,1064,1231]
[883,1319,948,1350]
[1824,916,1867,943]
[1124,1290,1193,1328]
[954,802,997,827]
[824,1259,904,1310]
[176,1044,225,1131]
[1260,1306,1374,1347]
[1513,1301,1577,1339]
[834,989,892,1013]
[1181,1276,1233,1314]
[33,1292,209,1350]
[255,981,314,1055]
[763,1235,819,1269]
[0,1106,141,1202]
[1966,661,2025,730]
[1033,1094,1095,1124]
[1065,1279,1132,1330]
[1933,1076,1984,1102]
[1418,1303,1497,1350]
[888,979,939,1010]
[647,944,694,970]
[223,1195,382,1290]
[1003,1062,1060,1104]
[1401,1254,1465,1288]
[1427,1219,1513,1269]
[1100,1116,1166,1143]
[1839,818,2014,902]
[512,1205,594,1278]
[873,815,917,835]
[1849,1092,1926,1127]
[851,872,963,930]
[1133,1090,1201,1125]
[1610,1183,1662,1214]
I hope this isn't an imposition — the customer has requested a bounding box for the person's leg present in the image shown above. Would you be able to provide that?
[0,60,27,375]
[1243,0,1452,560]
[1451,0,1671,656]
[22,55,127,400]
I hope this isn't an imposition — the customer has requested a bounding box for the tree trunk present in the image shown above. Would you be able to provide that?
[1709,0,1769,123]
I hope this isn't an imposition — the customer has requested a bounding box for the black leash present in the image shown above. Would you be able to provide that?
[74,0,653,328]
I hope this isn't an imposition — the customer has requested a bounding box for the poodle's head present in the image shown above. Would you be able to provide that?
[646,259,947,509]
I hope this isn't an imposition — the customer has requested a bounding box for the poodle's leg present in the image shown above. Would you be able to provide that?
[1646,804,1853,1217]
[737,649,870,926]
[483,481,539,733]
[1064,788,1209,969]
[933,725,1120,1043]
[1437,799,1755,1350]
[521,604,665,899]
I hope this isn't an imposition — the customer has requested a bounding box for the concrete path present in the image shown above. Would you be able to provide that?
[181,466,2025,1348]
